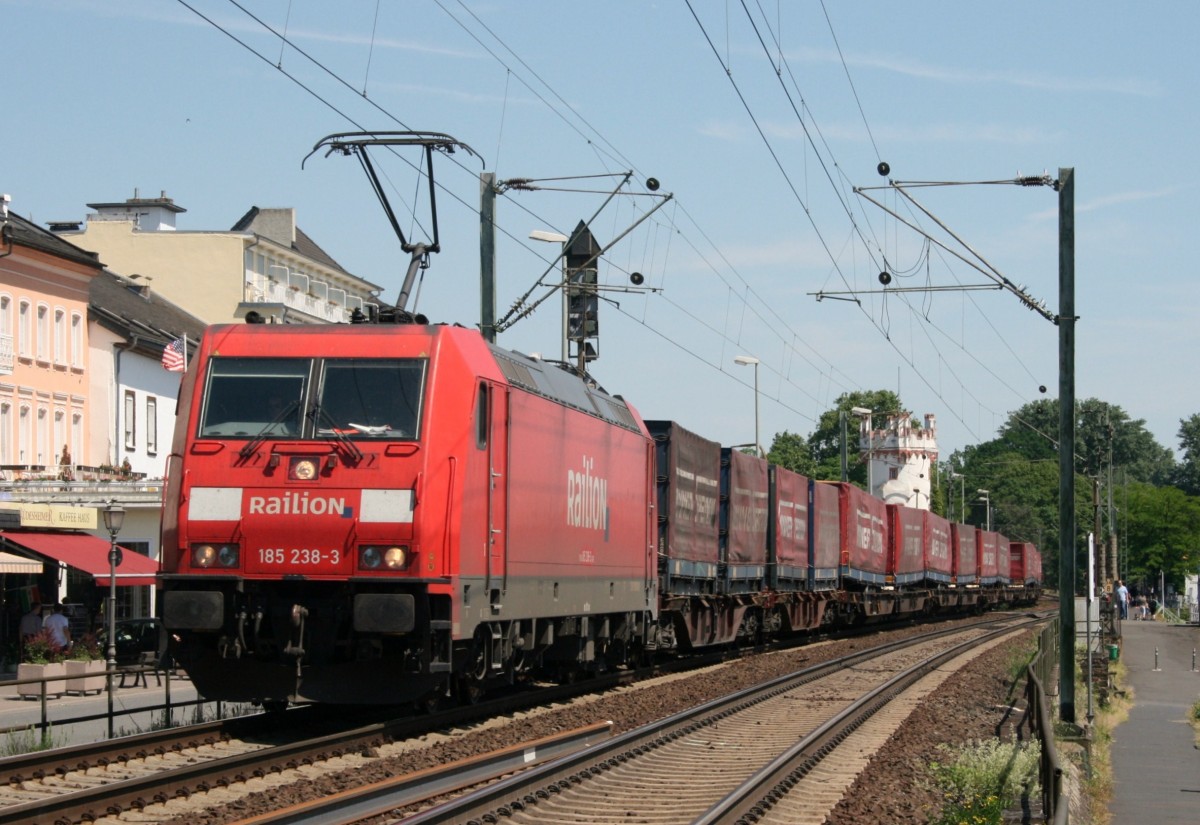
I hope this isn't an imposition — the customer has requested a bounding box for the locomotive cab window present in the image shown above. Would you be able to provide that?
[200,358,308,437]
[316,358,425,439]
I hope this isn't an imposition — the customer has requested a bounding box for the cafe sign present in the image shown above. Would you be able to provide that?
[0,503,99,530]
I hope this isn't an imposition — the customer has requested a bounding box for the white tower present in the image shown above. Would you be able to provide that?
[859,413,939,508]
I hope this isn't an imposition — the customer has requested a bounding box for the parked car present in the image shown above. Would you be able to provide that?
[99,618,166,667]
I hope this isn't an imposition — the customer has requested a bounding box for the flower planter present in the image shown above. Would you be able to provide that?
[65,660,106,695]
[17,662,66,698]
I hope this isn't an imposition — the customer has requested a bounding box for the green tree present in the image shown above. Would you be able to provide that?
[766,431,815,476]
[994,397,1174,484]
[1175,413,1200,495]
[806,390,904,484]
[1122,482,1200,594]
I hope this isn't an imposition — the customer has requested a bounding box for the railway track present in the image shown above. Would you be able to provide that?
[2,612,1033,824]
[192,614,1043,825]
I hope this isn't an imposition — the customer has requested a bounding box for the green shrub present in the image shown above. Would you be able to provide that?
[928,737,1041,825]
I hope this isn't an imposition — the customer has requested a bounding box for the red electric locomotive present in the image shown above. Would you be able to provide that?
[160,322,656,706]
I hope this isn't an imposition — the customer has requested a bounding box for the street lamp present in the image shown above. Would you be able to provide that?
[850,407,872,495]
[102,500,124,737]
[733,356,761,458]
[529,230,571,361]
[950,472,965,523]
[976,489,991,532]
[912,488,923,509]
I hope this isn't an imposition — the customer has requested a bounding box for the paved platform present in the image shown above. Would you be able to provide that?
[1109,619,1200,823]
[0,669,205,747]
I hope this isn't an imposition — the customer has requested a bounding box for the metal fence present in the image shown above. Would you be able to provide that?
[1026,615,1068,825]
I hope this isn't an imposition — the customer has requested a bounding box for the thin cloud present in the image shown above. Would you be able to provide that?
[1029,185,1181,220]
[789,45,1162,98]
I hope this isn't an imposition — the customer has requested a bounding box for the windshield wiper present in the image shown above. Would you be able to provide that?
[239,399,301,459]
[309,405,365,463]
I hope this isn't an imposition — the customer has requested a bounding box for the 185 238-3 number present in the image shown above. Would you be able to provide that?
[258,548,341,565]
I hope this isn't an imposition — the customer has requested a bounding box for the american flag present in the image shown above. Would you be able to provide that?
[161,337,187,372]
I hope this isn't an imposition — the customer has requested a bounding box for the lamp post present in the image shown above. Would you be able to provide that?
[102,501,125,738]
[950,472,965,523]
[912,488,922,509]
[733,356,761,458]
[850,407,872,496]
[976,489,991,532]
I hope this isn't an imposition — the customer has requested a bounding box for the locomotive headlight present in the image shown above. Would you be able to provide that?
[192,544,217,568]
[191,543,240,569]
[358,545,410,570]
[290,457,319,480]
[383,545,408,569]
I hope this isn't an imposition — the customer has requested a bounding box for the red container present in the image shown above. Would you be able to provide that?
[1010,542,1042,586]
[923,511,953,583]
[993,534,1011,585]
[951,523,979,585]
[646,421,722,571]
[810,481,841,585]
[887,504,925,585]
[834,483,887,584]
[723,449,769,567]
[770,465,811,581]
[978,530,1000,584]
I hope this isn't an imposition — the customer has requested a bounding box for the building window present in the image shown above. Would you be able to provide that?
[36,304,49,362]
[146,396,158,455]
[889,466,899,481]
[54,410,65,464]
[18,301,30,358]
[0,402,10,465]
[124,390,136,450]
[71,412,82,466]
[70,313,83,367]
[18,405,29,464]
[0,295,10,338]
[36,406,48,466]
[54,309,66,365]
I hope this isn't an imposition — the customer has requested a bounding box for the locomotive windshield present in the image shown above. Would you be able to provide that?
[198,357,425,440]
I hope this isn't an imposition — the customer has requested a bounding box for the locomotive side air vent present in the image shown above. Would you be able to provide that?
[599,397,638,431]
[495,355,539,392]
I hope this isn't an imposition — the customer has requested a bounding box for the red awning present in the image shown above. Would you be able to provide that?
[0,531,159,586]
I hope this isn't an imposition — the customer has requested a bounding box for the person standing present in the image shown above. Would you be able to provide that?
[43,603,71,649]
[19,602,42,654]
[1115,580,1129,620]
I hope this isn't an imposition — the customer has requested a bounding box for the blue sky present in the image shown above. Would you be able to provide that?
[5,1,1197,461]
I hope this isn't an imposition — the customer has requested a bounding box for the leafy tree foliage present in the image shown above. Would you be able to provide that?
[992,397,1173,484]
[1121,482,1200,594]
[806,389,904,485]
[766,431,815,477]
[1175,413,1200,495]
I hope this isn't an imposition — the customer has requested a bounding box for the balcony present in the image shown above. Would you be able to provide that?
[0,465,161,507]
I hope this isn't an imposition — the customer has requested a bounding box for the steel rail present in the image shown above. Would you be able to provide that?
[397,617,1038,825]
[224,722,613,825]
[693,619,1039,823]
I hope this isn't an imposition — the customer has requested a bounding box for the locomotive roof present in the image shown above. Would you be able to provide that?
[488,345,642,434]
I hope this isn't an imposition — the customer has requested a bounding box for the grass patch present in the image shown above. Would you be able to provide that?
[2,724,62,756]
[927,736,1041,825]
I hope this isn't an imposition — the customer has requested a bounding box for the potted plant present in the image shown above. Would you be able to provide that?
[17,629,67,698]
[65,633,105,695]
